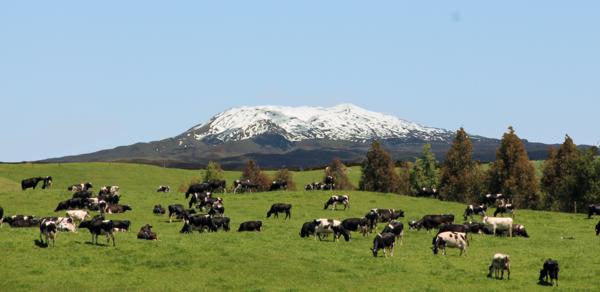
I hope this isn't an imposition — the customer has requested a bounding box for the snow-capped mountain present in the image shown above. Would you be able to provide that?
[180,104,454,144]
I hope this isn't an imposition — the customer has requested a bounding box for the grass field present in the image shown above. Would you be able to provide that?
[1,162,599,291]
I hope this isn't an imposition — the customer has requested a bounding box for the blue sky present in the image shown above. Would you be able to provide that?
[1,1,598,162]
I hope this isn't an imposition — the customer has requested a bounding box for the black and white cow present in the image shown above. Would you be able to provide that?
[483,193,505,206]
[68,182,93,192]
[238,221,262,232]
[432,231,467,256]
[341,218,369,236]
[199,196,223,211]
[233,180,259,194]
[324,195,349,210]
[211,216,231,232]
[41,176,53,189]
[137,224,158,240]
[305,182,323,191]
[372,233,396,257]
[79,216,116,246]
[494,203,516,217]
[416,187,439,198]
[0,206,3,227]
[185,183,211,198]
[300,221,318,238]
[365,209,379,232]
[588,204,600,219]
[382,221,404,244]
[98,193,120,205]
[372,208,405,222]
[414,214,455,231]
[72,190,93,199]
[168,204,196,223]
[153,204,166,215]
[487,253,511,280]
[314,219,350,242]
[512,224,529,237]
[464,222,486,234]
[269,180,288,191]
[105,204,132,214]
[21,177,44,190]
[539,259,560,286]
[188,192,210,209]
[111,220,131,232]
[99,185,120,196]
[39,218,58,247]
[55,198,88,212]
[156,185,170,193]
[66,210,89,222]
[323,175,335,190]
[4,215,40,228]
[463,204,487,220]
[266,203,292,220]
[181,214,215,233]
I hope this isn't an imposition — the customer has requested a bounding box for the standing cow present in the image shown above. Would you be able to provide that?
[432,231,467,256]
[266,203,292,220]
[39,219,58,247]
[323,195,349,210]
[487,253,510,280]
[539,259,559,286]
[372,233,396,257]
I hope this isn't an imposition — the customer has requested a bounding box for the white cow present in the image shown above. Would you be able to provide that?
[314,219,350,242]
[66,210,89,222]
[432,231,467,256]
[483,216,513,237]
[56,217,77,232]
[488,253,511,280]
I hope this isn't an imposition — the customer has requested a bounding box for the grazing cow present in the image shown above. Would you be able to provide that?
[21,177,44,190]
[372,233,396,257]
[4,215,40,228]
[137,224,158,240]
[341,218,369,236]
[55,198,88,212]
[588,204,600,219]
[487,253,511,280]
[72,190,93,199]
[208,202,225,217]
[463,204,487,220]
[238,221,263,232]
[79,216,116,246]
[300,221,318,238]
[324,195,349,210]
[372,208,405,222]
[99,185,120,196]
[188,192,210,209]
[105,204,132,214]
[512,224,529,237]
[269,180,288,191]
[112,220,131,232]
[41,176,53,189]
[432,231,467,256]
[414,214,455,231]
[168,204,196,223]
[66,210,89,222]
[596,221,600,236]
[314,219,350,242]
[382,221,404,244]
[39,219,58,247]
[494,203,516,217]
[365,210,379,233]
[539,259,560,286]
[233,179,259,194]
[156,185,170,193]
[181,214,215,233]
[68,182,93,192]
[266,203,292,220]
[483,216,513,237]
[153,204,166,215]
[416,187,439,198]
[211,216,231,231]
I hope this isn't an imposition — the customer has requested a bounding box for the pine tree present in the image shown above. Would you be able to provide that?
[488,127,539,209]
[359,141,401,193]
[274,168,296,191]
[325,159,354,190]
[410,144,439,192]
[241,160,271,191]
[439,128,477,202]
[204,161,225,183]
[541,135,580,211]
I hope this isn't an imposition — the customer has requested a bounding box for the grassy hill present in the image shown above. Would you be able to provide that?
[0,163,598,291]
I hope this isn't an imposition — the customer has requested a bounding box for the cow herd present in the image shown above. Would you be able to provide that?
[6,177,600,287]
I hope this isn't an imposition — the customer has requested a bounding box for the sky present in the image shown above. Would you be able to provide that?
[1,1,599,162]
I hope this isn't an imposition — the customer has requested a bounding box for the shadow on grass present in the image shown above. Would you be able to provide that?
[537,281,554,286]
[34,239,48,248]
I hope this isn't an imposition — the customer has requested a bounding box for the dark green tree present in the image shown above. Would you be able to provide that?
[204,161,225,182]
[410,144,439,193]
[241,160,271,192]
[439,128,478,202]
[359,141,401,193]
[325,159,354,190]
[274,168,296,191]
[541,135,580,211]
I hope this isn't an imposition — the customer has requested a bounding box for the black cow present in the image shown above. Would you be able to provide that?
[464,222,486,234]
[372,232,396,257]
[185,183,212,198]
[416,187,438,198]
[494,203,515,217]
[211,216,231,231]
[105,204,132,214]
[39,218,58,247]
[72,190,93,199]
[55,198,88,211]
[266,203,292,220]
[153,204,166,215]
[4,215,40,227]
[180,214,215,233]
[365,210,379,232]
[463,204,487,220]
[588,204,600,219]
[0,206,3,227]
[21,177,44,190]
[111,220,131,232]
[341,218,369,236]
[207,180,227,193]
[373,208,405,222]
[324,195,349,210]
[79,216,116,246]
[382,221,404,243]
[168,204,196,222]
[233,180,259,194]
[68,182,93,192]
[300,221,318,238]
[269,180,288,191]
[156,185,170,193]
[414,214,455,231]
[238,221,262,232]
[539,259,559,286]
[596,221,600,236]
[438,223,468,234]
[482,224,529,238]
[137,224,158,240]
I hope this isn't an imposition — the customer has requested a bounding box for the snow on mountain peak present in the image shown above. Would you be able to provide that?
[185,104,452,143]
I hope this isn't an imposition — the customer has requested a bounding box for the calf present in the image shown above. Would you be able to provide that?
[539,259,559,286]
[341,218,369,236]
[432,231,467,256]
[105,204,132,214]
[238,221,262,232]
[66,210,89,223]
[314,219,350,242]
[137,224,158,240]
[112,220,131,232]
[372,233,396,257]
[414,214,455,231]
[79,217,116,246]
[324,195,349,210]
[373,208,404,222]
[300,221,318,238]
[463,204,487,220]
[266,203,292,220]
[39,219,58,247]
[487,253,510,280]
[181,214,215,233]
[483,216,513,237]
[156,185,170,193]
[4,215,40,228]
[382,221,404,244]
[153,204,166,215]
[211,216,231,231]
[588,204,600,219]
[494,203,515,217]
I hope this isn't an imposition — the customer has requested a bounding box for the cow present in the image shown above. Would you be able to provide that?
[185,183,212,198]
[512,224,529,237]
[269,180,288,191]
[112,220,131,232]
[55,198,88,212]
[300,221,318,238]
[68,182,93,192]
[382,221,404,244]
[79,216,116,246]
[416,187,438,198]
[432,231,467,256]
[233,180,259,194]
[365,209,379,233]
[341,218,369,236]
[0,206,3,227]
[211,216,231,232]
[198,196,223,211]
[41,176,53,189]
[314,219,350,242]
[66,210,89,223]
[266,203,292,220]
[168,204,196,223]
[21,177,44,190]
[494,203,516,218]
[55,217,77,232]
[539,259,559,286]
[463,204,487,220]
[99,186,120,196]
[4,215,40,228]
[208,180,227,193]
[414,214,455,231]
[98,193,120,205]
[105,204,132,214]
[305,182,324,191]
[596,221,600,236]
[156,185,170,193]
[137,224,158,240]
[323,175,335,190]
[181,214,215,233]
[483,216,513,237]
[372,233,396,257]
[372,208,405,222]
[464,222,486,234]
[87,199,107,213]
[72,190,93,199]
[483,193,505,206]
[324,195,349,210]
[208,202,225,217]
[487,253,510,280]
[588,204,600,219]
[188,192,208,209]
[39,219,58,247]
[238,221,263,232]
[153,204,166,215]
